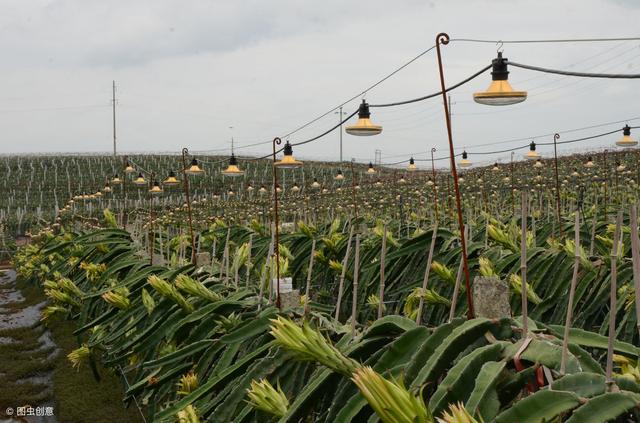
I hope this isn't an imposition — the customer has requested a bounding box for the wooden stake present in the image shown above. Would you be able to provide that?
[351,234,360,337]
[417,222,439,325]
[589,195,598,256]
[520,191,529,338]
[449,226,468,322]
[223,227,231,285]
[378,225,387,319]
[335,225,354,321]
[561,212,581,374]
[304,239,316,316]
[258,229,275,310]
[606,211,623,384]
[246,234,253,288]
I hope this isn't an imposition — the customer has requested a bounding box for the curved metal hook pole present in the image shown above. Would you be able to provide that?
[435,32,474,319]
[272,137,282,309]
[181,147,196,264]
[553,134,563,237]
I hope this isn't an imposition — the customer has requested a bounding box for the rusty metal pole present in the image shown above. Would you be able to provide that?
[272,137,282,309]
[181,148,197,265]
[553,133,563,237]
[434,32,474,318]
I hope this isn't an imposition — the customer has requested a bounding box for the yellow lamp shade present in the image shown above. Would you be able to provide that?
[247,184,254,191]
[407,157,417,171]
[311,178,321,188]
[185,158,204,175]
[534,159,543,168]
[474,80,527,106]
[473,53,527,106]
[259,185,267,194]
[345,100,382,136]
[94,191,102,197]
[492,163,499,171]
[222,164,244,176]
[163,171,180,186]
[616,125,637,147]
[375,179,383,186]
[111,174,122,185]
[335,170,344,180]
[525,141,539,160]
[525,150,539,160]
[459,151,472,168]
[275,142,303,168]
[367,162,376,174]
[149,182,163,194]
[399,176,407,184]
[291,184,300,192]
[222,154,245,176]
[124,161,136,173]
[102,184,112,193]
[133,173,146,185]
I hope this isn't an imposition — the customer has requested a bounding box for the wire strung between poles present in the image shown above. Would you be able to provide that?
[508,61,640,78]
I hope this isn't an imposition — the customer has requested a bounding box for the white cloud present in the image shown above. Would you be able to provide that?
[0,0,638,168]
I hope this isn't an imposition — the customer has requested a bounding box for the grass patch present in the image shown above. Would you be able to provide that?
[0,381,51,410]
[47,315,144,423]
[1,276,144,423]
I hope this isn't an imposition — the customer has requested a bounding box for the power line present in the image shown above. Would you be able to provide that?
[450,37,640,44]
[508,60,640,78]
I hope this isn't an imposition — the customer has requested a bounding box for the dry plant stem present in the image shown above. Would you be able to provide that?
[304,239,316,316]
[606,211,623,384]
[335,225,354,321]
[520,191,529,338]
[449,227,468,322]
[351,234,361,337]
[630,205,640,339]
[417,222,439,325]
[377,225,387,319]
[561,212,581,375]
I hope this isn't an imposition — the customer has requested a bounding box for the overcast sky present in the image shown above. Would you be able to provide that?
[1,0,639,168]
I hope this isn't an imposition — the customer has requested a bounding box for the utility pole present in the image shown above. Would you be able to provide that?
[112,81,117,157]
[335,107,347,163]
